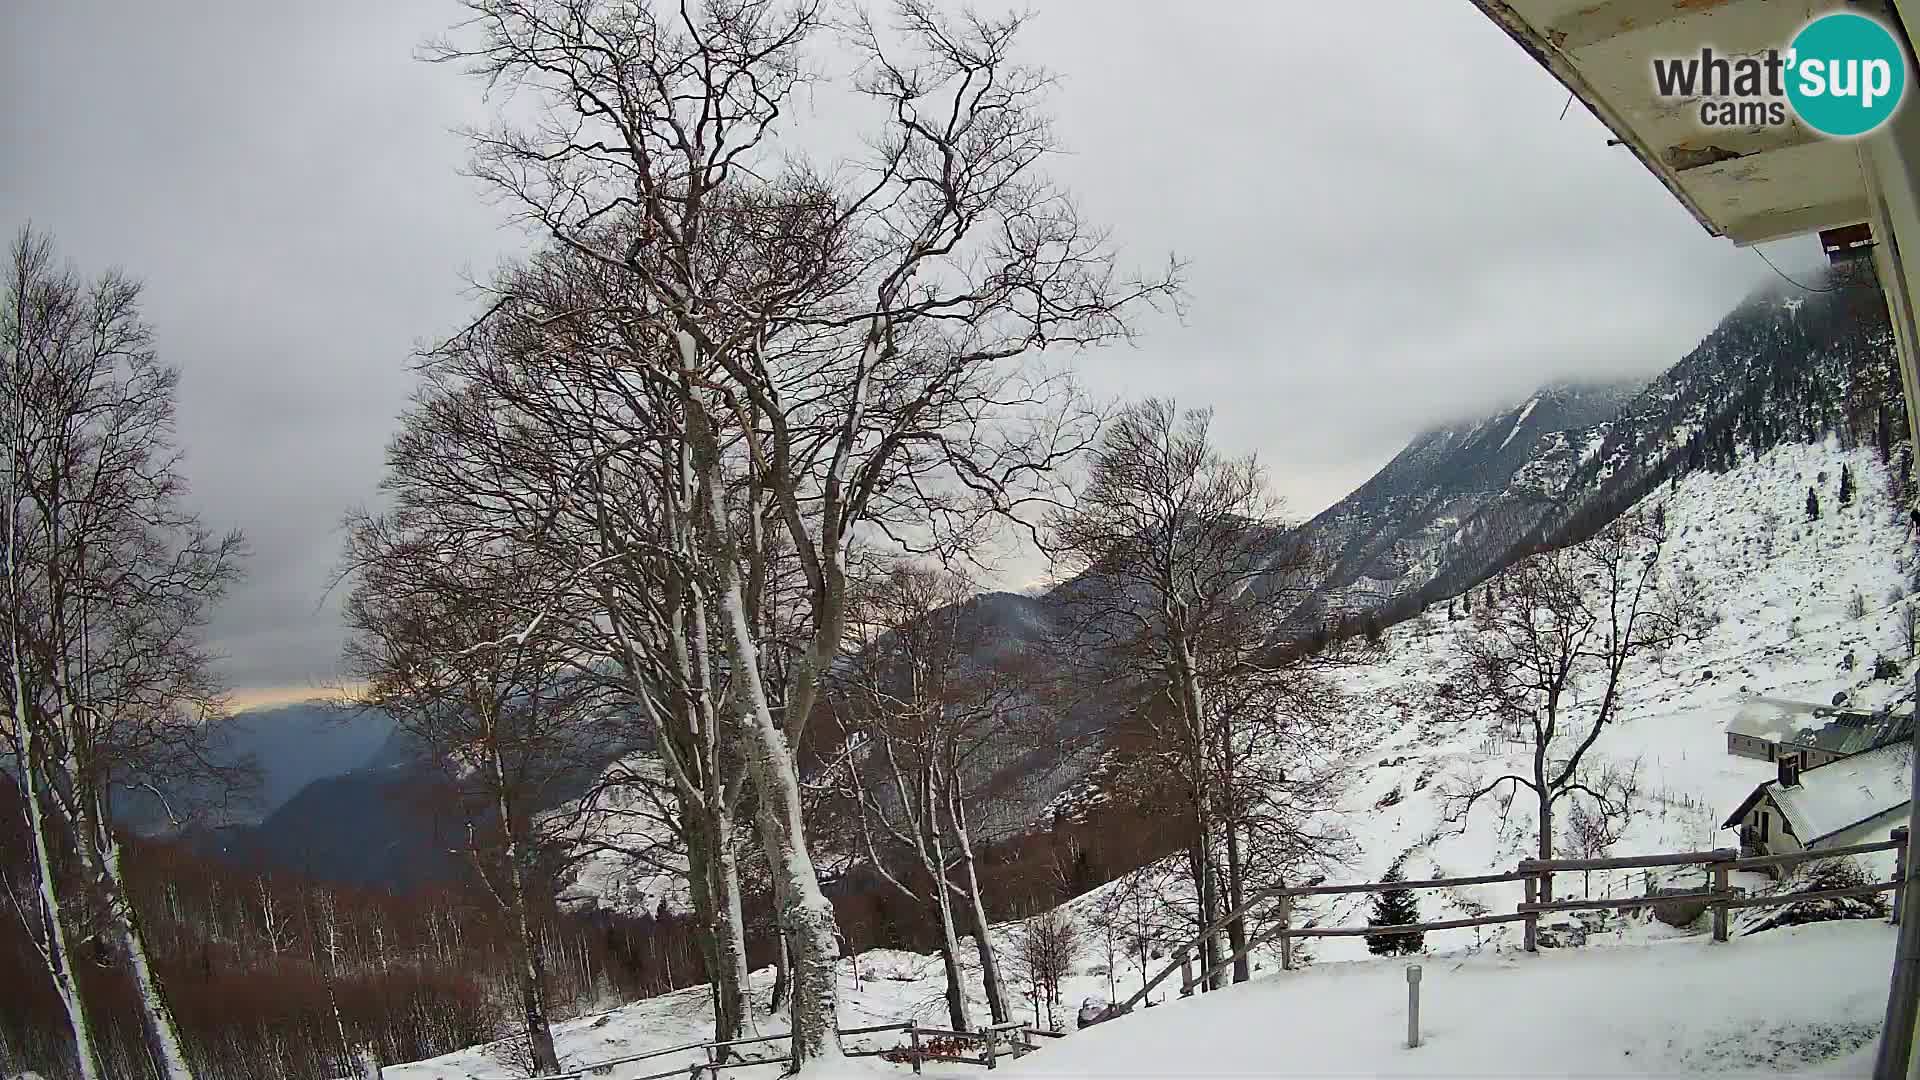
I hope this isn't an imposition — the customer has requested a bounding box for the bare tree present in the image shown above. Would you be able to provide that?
[1016,910,1079,1031]
[831,562,1032,1029]
[1043,399,1335,986]
[343,525,606,1076]
[1442,507,1684,900]
[1562,757,1642,898]
[2,226,245,1080]
[426,0,1175,1061]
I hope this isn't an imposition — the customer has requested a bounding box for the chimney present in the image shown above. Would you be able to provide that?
[1778,753,1803,789]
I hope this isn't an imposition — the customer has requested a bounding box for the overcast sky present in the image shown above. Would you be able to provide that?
[1,1,1819,704]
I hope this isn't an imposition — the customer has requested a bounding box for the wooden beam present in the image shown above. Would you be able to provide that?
[1518,889,1735,915]
[1519,848,1736,872]
[1729,837,1905,871]
[1281,913,1532,939]
[1725,198,1876,246]
[1723,880,1901,910]
[1547,0,1749,53]
[1278,870,1533,898]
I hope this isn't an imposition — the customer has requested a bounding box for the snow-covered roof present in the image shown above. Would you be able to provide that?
[1726,698,1828,743]
[1468,1,1869,246]
[1727,698,1915,755]
[1767,742,1914,846]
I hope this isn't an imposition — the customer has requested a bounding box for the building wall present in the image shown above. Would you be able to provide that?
[1738,794,1805,859]
[1724,733,1844,768]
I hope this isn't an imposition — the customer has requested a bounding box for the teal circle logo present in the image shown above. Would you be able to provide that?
[1786,13,1907,137]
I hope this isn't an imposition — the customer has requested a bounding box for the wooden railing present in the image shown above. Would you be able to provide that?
[470,1019,1045,1080]
[1118,828,1911,1013]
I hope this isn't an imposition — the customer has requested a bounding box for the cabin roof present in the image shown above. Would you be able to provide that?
[1468,0,1879,245]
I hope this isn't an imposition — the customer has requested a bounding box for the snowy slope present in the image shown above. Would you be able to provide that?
[1294,440,1918,961]
[551,755,688,918]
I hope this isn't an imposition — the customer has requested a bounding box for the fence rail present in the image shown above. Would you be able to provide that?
[470,1019,1051,1080]
[1118,827,1913,1014]
[473,832,1913,1079]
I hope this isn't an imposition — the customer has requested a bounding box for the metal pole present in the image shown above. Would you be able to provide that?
[1872,701,1920,1080]
[1406,965,1423,1049]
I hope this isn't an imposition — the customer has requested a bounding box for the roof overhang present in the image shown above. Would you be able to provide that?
[1470,0,1891,245]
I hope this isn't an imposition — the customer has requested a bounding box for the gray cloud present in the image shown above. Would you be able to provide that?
[1,1,1819,693]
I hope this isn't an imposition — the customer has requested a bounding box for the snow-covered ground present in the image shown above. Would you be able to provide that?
[374,948,1021,1080]
[1003,921,1896,1077]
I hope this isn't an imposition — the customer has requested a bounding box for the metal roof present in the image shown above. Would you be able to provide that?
[1468,0,1882,245]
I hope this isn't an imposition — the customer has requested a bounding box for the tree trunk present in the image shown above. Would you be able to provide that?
[1536,789,1555,905]
[935,932,970,1032]
[926,806,972,1031]
[1222,820,1250,984]
[685,806,752,1043]
[18,756,103,1080]
[1167,619,1225,990]
[684,818,731,1037]
[88,811,195,1080]
[711,804,755,1038]
[493,757,560,1075]
[950,795,1010,1024]
[689,391,840,1066]
[770,930,791,1015]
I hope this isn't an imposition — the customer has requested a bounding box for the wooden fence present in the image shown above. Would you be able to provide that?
[1119,828,1910,1012]
[469,1019,1045,1080]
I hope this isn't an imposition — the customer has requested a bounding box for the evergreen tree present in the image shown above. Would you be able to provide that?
[1807,486,1821,522]
[1839,464,1855,506]
[1366,863,1424,956]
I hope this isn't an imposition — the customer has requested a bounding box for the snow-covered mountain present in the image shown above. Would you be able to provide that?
[1286,275,1899,628]
[1291,377,1642,620]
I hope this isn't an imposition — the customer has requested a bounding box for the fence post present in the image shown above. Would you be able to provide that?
[1179,953,1194,997]
[1522,871,1538,953]
[908,1025,922,1075]
[1278,892,1294,971]
[1712,861,1731,943]
[1406,965,1422,1049]
[984,1027,997,1071]
[1896,827,1909,927]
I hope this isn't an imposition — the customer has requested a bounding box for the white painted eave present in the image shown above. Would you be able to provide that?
[1471,0,1882,245]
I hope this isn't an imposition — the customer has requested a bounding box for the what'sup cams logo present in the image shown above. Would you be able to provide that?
[1651,12,1908,137]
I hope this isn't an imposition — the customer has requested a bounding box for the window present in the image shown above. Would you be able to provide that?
[1760,811,1770,841]
[1767,743,1776,762]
